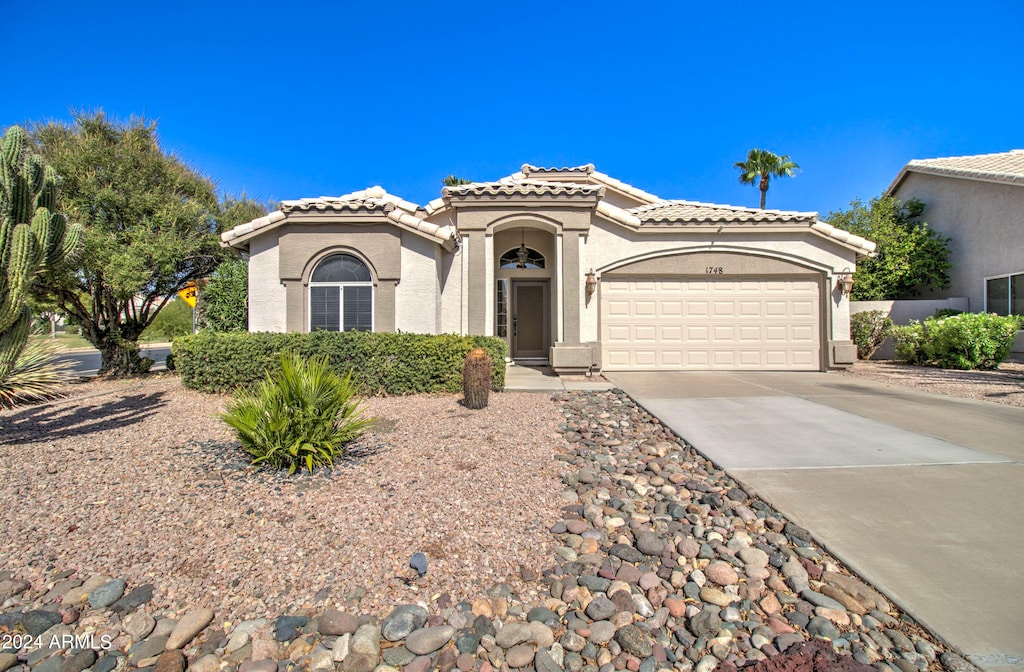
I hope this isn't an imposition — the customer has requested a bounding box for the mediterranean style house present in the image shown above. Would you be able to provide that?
[886,149,1024,317]
[221,164,875,373]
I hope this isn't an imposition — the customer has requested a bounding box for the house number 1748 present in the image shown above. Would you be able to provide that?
[705,266,724,274]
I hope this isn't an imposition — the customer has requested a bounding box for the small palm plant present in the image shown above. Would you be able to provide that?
[0,338,76,409]
[221,351,374,474]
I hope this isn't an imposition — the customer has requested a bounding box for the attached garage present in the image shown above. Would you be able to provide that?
[598,250,828,371]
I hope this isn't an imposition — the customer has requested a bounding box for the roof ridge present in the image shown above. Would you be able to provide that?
[909,148,1024,164]
[629,199,817,218]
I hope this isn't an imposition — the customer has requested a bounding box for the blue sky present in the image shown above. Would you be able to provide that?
[6,1,1022,219]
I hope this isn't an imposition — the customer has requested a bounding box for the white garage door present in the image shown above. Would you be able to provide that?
[601,278,821,371]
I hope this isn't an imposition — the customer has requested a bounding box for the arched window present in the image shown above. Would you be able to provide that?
[309,254,373,331]
[499,247,545,269]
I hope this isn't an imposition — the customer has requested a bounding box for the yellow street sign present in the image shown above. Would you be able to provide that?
[177,282,198,308]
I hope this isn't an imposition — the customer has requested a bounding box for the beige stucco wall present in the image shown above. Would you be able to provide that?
[247,232,287,332]
[438,248,464,335]
[395,231,440,334]
[893,174,1024,311]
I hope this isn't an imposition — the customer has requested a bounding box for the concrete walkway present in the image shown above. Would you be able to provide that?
[605,371,1024,672]
[504,363,614,392]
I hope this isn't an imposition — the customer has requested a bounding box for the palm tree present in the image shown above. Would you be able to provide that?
[442,175,472,186]
[734,149,799,209]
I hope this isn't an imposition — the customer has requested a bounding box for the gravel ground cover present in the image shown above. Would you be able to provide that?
[838,360,1024,407]
[0,377,981,672]
[0,377,564,622]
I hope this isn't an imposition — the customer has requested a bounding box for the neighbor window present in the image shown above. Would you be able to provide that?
[985,272,1024,317]
[309,254,373,331]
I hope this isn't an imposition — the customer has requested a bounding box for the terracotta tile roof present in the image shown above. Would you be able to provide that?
[628,200,818,224]
[221,164,874,256]
[520,163,595,174]
[221,186,455,248]
[514,164,661,204]
[442,180,604,199]
[887,149,1024,193]
[588,199,875,255]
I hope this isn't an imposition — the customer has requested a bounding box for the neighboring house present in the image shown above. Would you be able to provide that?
[221,164,875,373]
[886,149,1024,316]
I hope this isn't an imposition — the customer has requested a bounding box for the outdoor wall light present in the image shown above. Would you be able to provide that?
[516,227,529,268]
[585,269,597,297]
[836,268,855,297]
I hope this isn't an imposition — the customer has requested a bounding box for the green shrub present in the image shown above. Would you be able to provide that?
[221,352,373,474]
[173,331,507,394]
[145,299,193,341]
[850,310,894,360]
[933,307,964,319]
[891,322,925,365]
[892,313,1021,370]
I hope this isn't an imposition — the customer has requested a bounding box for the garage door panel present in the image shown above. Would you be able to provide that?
[602,277,821,371]
[661,326,683,342]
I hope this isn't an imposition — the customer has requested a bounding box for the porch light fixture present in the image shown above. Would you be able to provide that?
[836,268,855,297]
[516,228,529,268]
[585,269,597,297]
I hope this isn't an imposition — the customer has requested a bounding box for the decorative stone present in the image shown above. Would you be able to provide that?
[506,645,535,668]
[585,596,616,622]
[87,579,127,609]
[330,633,350,663]
[23,610,63,636]
[60,649,97,672]
[166,608,214,650]
[110,585,155,613]
[239,661,278,672]
[614,625,652,658]
[0,653,17,672]
[350,624,381,656]
[320,609,359,636]
[153,651,185,672]
[273,614,308,641]
[405,625,454,656]
[190,654,221,672]
[381,605,428,641]
[635,532,666,556]
[124,612,157,641]
[310,649,335,672]
[382,645,416,667]
[704,562,738,586]
[495,622,532,648]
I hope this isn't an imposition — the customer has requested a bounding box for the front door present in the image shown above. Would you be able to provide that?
[511,280,549,360]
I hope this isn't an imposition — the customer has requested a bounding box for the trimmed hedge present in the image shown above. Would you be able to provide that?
[892,312,1022,370]
[172,331,507,394]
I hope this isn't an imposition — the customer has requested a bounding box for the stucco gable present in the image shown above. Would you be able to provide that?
[887,149,1024,194]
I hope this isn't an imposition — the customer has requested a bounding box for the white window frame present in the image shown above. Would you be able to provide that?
[983,271,1024,317]
[308,255,375,332]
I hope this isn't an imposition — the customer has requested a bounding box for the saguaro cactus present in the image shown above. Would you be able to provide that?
[462,347,493,409]
[0,125,81,378]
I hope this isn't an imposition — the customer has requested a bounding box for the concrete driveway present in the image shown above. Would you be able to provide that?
[605,371,1024,672]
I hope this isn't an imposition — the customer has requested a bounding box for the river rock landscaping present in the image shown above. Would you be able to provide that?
[0,383,978,672]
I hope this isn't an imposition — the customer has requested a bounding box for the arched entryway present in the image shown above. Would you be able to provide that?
[493,226,555,361]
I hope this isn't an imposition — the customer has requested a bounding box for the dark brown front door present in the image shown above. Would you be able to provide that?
[511,280,549,359]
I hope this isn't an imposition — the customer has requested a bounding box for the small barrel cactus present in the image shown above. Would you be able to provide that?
[462,347,492,409]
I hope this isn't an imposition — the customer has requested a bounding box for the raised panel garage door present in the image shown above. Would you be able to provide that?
[601,278,821,371]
